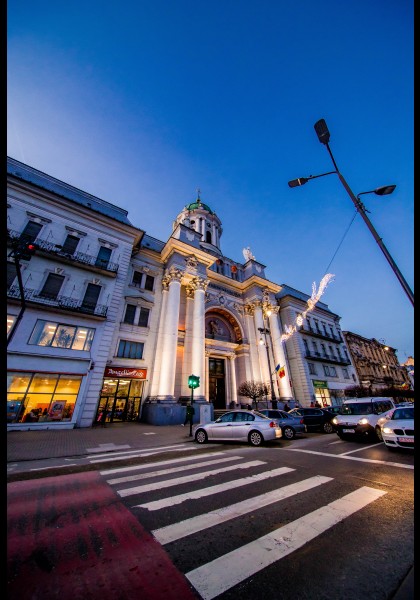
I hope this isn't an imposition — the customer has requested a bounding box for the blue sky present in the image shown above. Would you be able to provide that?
[7,0,414,362]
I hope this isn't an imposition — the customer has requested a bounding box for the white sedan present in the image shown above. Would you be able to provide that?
[194,410,282,447]
[381,406,414,450]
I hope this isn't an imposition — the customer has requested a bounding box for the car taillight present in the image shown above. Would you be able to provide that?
[300,419,304,424]
[269,421,276,428]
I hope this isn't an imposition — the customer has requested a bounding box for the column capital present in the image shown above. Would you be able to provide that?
[162,266,183,290]
[190,276,209,292]
[244,303,255,316]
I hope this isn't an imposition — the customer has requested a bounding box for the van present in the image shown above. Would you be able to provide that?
[331,397,395,441]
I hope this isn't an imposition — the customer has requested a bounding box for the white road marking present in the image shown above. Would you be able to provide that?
[118,460,266,498]
[339,443,381,455]
[186,486,386,600]
[30,464,77,471]
[153,475,332,545]
[86,443,131,453]
[143,432,156,435]
[137,466,294,511]
[107,456,243,485]
[283,448,414,469]
[90,444,196,463]
[100,451,227,476]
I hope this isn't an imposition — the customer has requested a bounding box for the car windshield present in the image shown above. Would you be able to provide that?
[392,407,414,420]
[341,403,373,416]
[253,411,270,419]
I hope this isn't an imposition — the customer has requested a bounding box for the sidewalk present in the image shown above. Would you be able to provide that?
[7,422,194,463]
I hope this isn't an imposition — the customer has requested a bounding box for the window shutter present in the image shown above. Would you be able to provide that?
[61,235,79,255]
[138,307,150,327]
[82,283,101,310]
[95,246,112,269]
[20,221,43,243]
[124,304,137,324]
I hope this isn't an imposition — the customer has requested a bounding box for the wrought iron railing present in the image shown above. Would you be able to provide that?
[7,229,119,273]
[7,285,108,317]
[304,350,351,366]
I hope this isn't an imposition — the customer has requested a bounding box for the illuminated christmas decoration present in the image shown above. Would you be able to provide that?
[281,274,335,342]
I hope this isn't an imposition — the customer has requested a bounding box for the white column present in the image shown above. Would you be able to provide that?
[254,302,270,383]
[157,267,183,400]
[229,354,238,404]
[149,279,169,397]
[269,308,293,399]
[190,276,208,401]
[181,287,194,397]
[244,305,260,381]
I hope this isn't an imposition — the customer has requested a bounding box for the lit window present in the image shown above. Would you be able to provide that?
[29,320,95,350]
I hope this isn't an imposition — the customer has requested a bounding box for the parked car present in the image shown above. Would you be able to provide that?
[194,410,282,447]
[321,405,342,416]
[259,409,306,439]
[381,406,414,450]
[331,397,395,441]
[287,407,335,433]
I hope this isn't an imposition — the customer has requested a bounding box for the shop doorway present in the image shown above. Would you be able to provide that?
[96,378,144,423]
[209,358,226,409]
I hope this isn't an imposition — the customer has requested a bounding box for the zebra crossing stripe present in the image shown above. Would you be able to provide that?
[153,475,333,545]
[100,451,226,476]
[107,456,244,485]
[118,460,266,498]
[186,486,387,600]
[90,444,195,464]
[136,466,294,510]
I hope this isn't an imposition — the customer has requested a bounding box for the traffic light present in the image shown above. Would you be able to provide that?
[188,374,200,389]
[19,241,37,261]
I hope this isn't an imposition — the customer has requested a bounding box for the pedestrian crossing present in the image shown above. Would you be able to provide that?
[99,446,387,600]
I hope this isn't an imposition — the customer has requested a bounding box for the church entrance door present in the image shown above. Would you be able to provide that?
[208,358,226,409]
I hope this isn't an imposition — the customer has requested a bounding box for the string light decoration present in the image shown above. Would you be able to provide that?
[281,273,335,342]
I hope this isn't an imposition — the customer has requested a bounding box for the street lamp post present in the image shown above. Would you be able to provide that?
[258,323,276,407]
[288,118,414,307]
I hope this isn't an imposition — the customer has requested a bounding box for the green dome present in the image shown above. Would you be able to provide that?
[185,200,214,214]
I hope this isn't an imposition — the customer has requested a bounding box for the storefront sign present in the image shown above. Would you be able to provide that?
[312,379,328,388]
[104,367,147,379]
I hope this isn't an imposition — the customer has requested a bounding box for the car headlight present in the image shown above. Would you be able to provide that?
[382,427,393,434]
[332,417,338,425]
[358,418,369,425]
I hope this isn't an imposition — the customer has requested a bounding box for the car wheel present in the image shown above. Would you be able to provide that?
[248,430,263,446]
[323,422,333,434]
[283,426,295,440]
[195,429,208,444]
[375,426,383,442]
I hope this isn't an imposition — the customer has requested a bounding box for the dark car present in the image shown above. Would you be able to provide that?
[259,409,306,439]
[288,407,335,433]
[321,405,342,416]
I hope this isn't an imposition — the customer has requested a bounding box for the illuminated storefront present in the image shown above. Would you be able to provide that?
[7,371,83,424]
[312,379,331,407]
[96,367,148,424]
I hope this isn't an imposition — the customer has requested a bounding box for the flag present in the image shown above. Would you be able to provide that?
[276,365,286,379]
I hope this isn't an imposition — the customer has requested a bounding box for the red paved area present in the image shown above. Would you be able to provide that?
[7,471,199,600]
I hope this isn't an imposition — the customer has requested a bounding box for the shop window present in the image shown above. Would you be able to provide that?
[117,340,144,359]
[95,246,112,269]
[7,372,82,424]
[61,234,80,255]
[7,315,17,336]
[138,307,150,327]
[39,273,65,300]
[144,274,154,291]
[29,320,95,351]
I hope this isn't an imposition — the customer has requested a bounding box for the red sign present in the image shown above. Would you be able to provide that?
[104,367,147,379]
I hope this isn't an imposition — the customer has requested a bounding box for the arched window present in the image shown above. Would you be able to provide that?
[206,231,212,243]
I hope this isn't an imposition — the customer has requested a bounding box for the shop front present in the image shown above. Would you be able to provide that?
[312,379,331,407]
[96,366,147,424]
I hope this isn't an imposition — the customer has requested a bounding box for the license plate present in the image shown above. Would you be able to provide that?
[343,428,355,433]
[398,437,414,443]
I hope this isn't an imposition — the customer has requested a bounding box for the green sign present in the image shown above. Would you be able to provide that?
[312,380,328,388]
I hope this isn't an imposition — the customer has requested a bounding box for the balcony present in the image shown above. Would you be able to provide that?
[305,350,351,366]
[299,325,343,343]
[7,229,119,275]
[7,285,108,318]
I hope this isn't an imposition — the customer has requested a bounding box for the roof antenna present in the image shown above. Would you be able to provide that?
[196,187,201,203]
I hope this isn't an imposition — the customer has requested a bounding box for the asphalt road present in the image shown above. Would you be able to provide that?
[7,429,414,600]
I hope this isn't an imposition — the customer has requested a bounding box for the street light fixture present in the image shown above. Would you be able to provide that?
[288,118,414,307]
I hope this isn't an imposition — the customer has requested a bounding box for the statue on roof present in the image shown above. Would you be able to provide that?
[242,246,255,262]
